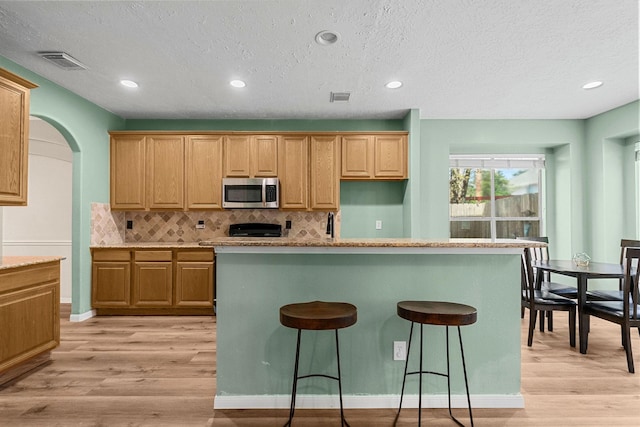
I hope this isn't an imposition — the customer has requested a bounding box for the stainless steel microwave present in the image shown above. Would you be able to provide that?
[222,177,279,209]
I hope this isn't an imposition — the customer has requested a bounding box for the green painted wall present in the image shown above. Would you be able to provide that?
[419,119,586,257]
[584,101,640,263]
[124,119,405,132]
[340,181,406,238]
[0,56,125,315]
[216,251,521,397]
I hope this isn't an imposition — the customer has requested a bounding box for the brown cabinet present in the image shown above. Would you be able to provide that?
[341,135,373,178]
[310,135,340,210]
[91,248,214,314]
[186,135,223,209]
[224,134,278,177]
[0,68,37,206]
[110,135,147,210]
[175,251,214,308]
[133,251,173,307]
[278,135,309,209]
[341,134,407,180]
[92,249,131,307]
[0,260,60,385]
[146,136,184,210]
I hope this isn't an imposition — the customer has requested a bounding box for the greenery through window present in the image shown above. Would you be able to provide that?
[449,156,544,239]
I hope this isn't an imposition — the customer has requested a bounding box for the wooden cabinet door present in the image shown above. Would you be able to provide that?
[341,135,373,179]
[374,134,407,179]
[310,135,340,210]
[251,135,278,177]
[186,135,223,209]
[0,69,36,206]
[92,261,131,307]
[279,135,309,209]
[133,262,173,307]
[224,135,251,177]
[175,261,214,308]
[110,135,146,210]
[147,135,184,210]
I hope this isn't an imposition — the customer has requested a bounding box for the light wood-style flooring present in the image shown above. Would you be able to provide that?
[0,305,638,426]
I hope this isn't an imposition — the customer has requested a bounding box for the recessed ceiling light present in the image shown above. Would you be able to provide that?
[582,81,603,90]
[315,30,339,45]
[385,81,403,89]
[120,80,138,88]
[230,80,246,88]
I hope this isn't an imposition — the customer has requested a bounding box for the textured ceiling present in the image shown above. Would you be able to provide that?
[0,0,637,120]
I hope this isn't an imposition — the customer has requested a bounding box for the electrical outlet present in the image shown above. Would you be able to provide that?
[126,220,133,230]
[393,341,406,361]
[375,220,383,230]
[196,220,205,229]
[285,220,292,229]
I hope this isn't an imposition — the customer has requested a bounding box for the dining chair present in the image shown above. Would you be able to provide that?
[580,247,640,373]
[521,247,576,347]
[587,238,640,301]
[516,236,577,332]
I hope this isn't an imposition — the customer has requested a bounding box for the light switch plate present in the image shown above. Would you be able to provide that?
[375,220,383,230]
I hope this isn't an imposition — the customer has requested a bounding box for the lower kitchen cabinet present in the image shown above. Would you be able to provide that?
[92,250,131,307]
[133,251,173,307]
[91,248,215,315]
[175,251,214,307]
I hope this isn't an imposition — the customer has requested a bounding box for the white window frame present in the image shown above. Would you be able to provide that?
[449,154,545,239]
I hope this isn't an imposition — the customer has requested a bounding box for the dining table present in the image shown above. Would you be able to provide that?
[531,259,625,354]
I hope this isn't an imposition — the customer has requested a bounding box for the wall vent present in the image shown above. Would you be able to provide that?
[330,92,351,102]
[38,52,87,70]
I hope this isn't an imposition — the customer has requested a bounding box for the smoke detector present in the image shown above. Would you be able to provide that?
[38,52,87,70]
[330,92,351,103]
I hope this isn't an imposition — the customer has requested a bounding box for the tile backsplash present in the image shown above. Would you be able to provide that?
[91,203,339,245]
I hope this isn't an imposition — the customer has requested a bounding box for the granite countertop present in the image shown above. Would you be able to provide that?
[0,256,66,271]
[91,238,546,249]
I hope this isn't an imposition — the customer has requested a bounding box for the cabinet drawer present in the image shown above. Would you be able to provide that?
[92,250,131,262]
[135,251,172,262]
[176,251,214,262]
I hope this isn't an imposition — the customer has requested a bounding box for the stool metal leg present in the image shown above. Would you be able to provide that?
[284,329,302,427]
[446,326,474,427]
[395,321,414,424]
[334,329,350,427]
[395,323,474,427]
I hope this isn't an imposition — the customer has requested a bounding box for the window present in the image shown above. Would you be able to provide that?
[449,155,544,239]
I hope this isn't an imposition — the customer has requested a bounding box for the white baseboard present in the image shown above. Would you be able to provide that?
[69,309,96,322]
[213,393,524,410]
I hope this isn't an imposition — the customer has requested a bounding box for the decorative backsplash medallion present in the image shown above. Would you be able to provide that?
[91,203,340,245]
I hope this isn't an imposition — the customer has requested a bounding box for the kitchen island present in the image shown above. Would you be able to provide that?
[0,256,63,386]
[208,238,541,410]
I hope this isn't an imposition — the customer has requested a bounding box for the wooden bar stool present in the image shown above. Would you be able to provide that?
[280,301,357,427]
[395,301,477,427]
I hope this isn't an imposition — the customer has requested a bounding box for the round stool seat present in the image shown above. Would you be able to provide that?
[397,301,477,326]
[280,301,357,330]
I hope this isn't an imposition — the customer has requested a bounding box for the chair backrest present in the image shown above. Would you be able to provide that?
[619,239,640,264]
[517,236,550,281]
[619,239,640,289]
[521,247,536,303]
[623,247,640,321]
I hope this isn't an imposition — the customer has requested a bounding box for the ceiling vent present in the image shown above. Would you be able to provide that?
[38,52,87,70]
[330,92,351,103]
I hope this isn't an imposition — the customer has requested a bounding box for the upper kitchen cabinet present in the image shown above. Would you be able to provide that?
[224,134,278,177]
[309,135,340,210]
[185,135,223,210]
[110,134,146,210]
[110,133,185,210]
[146,135,184,210]
[0,68,37,206]
[341,133,407,180]
[278,135,309,210]
[341,135,373,178]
